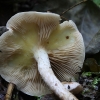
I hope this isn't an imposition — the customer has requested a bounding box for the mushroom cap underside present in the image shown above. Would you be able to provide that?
[0,12,85,96]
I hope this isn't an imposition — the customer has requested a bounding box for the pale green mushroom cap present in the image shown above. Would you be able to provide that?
[0,12,85,96]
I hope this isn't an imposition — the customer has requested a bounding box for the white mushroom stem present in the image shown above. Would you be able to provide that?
[34,47,78,100]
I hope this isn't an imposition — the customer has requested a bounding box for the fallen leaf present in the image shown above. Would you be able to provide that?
[84,58,100,72]
[92,0,100,8]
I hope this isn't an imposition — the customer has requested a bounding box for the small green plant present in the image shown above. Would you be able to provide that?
[82,72,92,77]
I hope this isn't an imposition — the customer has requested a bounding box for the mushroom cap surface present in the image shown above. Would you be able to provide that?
[0,12,85,96]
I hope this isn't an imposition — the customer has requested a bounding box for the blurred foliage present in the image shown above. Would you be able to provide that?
[92,0,100,8]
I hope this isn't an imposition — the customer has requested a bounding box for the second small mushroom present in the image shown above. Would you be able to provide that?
[0,12,85,100]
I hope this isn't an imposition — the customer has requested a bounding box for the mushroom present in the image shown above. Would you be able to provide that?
[0,12,85,100]
[62,82,83,94]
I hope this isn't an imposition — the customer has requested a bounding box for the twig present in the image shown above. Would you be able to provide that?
[5,83,15,100]
[60,0,88,16]
[60,16,68,20]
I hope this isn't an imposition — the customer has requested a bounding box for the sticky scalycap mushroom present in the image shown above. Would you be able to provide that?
[0,11,85,100]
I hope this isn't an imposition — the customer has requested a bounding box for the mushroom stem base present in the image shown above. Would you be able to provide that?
[34,47,78,100]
